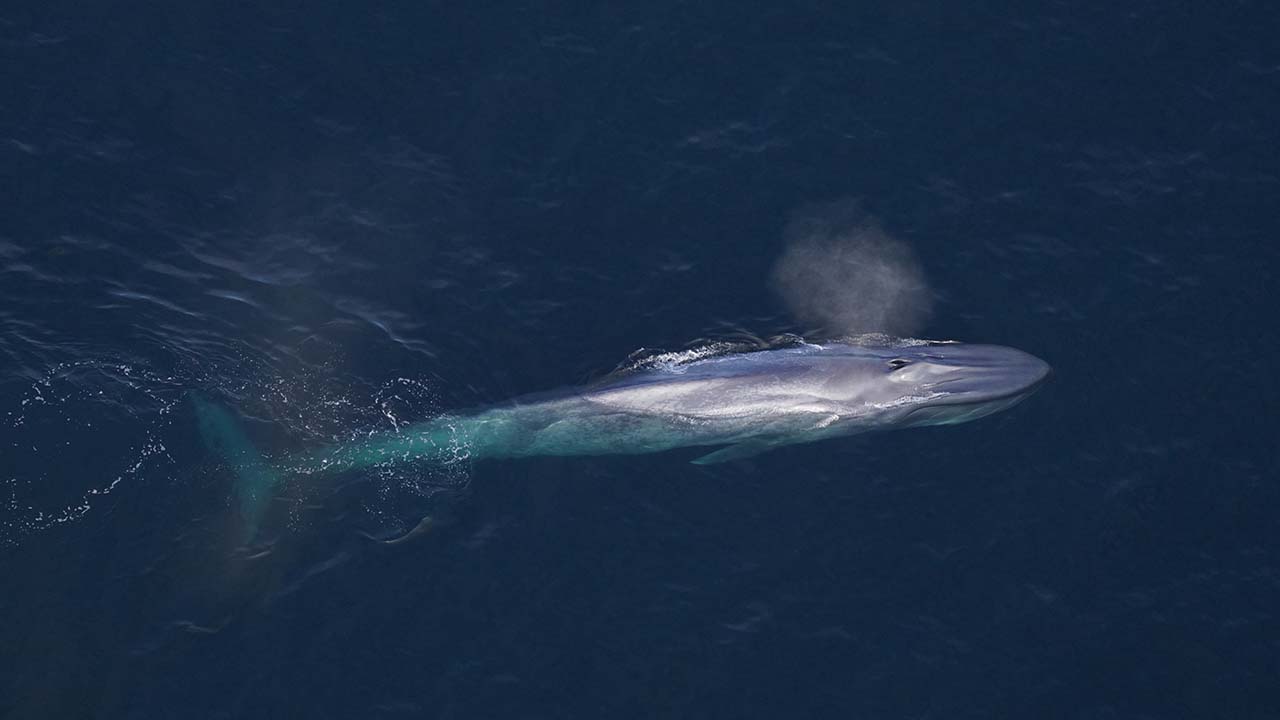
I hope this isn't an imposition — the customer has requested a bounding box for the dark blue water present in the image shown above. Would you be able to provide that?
[3,3,1278,718]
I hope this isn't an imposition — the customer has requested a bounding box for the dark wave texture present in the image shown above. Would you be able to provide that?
[2,3,1279,719]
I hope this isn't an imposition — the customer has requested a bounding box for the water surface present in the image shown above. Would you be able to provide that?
[2,3,1278,718]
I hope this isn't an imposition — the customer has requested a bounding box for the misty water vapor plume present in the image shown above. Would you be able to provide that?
[770,200,933,338]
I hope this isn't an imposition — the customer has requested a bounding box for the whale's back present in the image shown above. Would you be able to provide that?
[581,346,869,419]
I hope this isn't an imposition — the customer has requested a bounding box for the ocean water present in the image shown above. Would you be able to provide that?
[2,3,1278,718]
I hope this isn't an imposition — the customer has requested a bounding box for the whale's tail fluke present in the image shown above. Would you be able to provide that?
[192,394,280,542]
[192,394,497,540]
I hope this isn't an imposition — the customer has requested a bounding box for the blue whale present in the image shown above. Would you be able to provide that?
[288,338,1050,471]
[195,338,1049,537]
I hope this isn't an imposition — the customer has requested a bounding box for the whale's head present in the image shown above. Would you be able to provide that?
[862,341,1050,427]
[583,338,1049,437]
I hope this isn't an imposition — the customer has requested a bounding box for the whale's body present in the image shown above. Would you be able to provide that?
[282,339,1050,474]
[194,338,1049,538]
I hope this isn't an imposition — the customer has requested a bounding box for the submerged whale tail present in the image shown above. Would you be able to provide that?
[192,393,500,542]
[191,394,280,541]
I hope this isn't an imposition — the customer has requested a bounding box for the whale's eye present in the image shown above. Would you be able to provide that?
[888,358,911,370]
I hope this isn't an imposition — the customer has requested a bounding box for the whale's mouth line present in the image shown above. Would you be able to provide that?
[931,387,1034,408]
[924,368,1052,406]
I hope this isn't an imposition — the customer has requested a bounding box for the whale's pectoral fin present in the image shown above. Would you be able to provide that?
[691,440,779,465]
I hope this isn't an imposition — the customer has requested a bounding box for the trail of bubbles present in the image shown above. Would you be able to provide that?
[2,360,186,545]
[2,352,469,546]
